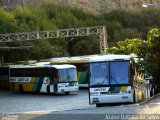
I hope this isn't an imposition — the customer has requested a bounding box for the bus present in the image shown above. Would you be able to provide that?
[9,64,79,94]
[88,54,150,107]
[0,66,10,89]
[49,55,99,87]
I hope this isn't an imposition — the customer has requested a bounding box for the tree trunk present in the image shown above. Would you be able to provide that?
[153,72,160,95]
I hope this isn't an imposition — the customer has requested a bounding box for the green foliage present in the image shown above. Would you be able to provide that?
[107,38,144,55]
[1,3,160,63]
[13,7,39,31]
[0,8,17,33]
[54,10,82,28]
[69,36,99,56]
[30,40,54,60]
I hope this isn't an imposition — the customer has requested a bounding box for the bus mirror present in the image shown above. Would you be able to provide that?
[130,65,135,75]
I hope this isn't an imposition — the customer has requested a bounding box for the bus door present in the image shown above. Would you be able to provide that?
[46,68,58,93]
[53,71,58,93]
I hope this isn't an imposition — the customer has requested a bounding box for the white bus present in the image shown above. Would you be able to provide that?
[89,55,150,107]
[10,64,79,94]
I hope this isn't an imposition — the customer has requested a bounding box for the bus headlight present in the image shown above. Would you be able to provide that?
[61,89,64,92]
[125,90,131,94]
[92,98,99,103]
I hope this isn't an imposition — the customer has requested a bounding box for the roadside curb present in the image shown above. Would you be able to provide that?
[139,92,160,105]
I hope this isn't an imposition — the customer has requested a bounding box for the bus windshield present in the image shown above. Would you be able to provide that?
[110,61,129,84]
[90,61,129,86]
[90,62,109,85]
[58,68,77,82]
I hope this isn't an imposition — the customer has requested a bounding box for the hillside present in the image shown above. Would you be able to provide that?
[1,0,160,13]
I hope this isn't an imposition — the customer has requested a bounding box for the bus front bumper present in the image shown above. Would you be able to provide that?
[90,94,133,104]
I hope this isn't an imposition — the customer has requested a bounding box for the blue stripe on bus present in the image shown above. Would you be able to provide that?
[114,87,121,93]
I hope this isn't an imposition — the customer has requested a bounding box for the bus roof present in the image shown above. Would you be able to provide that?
[50,54,131,64]
[50,55,100,64]
[31,62,50,66]
[10,64,76,69]
[10,65,43,68]
[50,64,76,69]
[90,54,131,62]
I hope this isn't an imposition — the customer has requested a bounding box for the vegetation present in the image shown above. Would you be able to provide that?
[0,3,160,63]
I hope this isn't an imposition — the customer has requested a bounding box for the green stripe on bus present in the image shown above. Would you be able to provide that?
[108,87,115,92]
[79,72,86,84]
[32,77,44,92]
[32,77,39,92]
[37,77,44,92]
[108,86,128,93]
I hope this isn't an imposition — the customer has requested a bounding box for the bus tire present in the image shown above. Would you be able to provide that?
[19,84,23,93]
[65,92,70,95]
[47,85,50,94]
[96,104,102,107]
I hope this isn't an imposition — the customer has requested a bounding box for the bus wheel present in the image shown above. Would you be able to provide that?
[65,92,70,95]
[47,85,50,94]
[19,84,23,93]
[96,104,102,107]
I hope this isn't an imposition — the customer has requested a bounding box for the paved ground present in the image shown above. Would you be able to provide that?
[0,89,93,114]
[0,90,160,120]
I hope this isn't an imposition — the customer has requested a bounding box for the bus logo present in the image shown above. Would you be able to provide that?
[94,88,107,92]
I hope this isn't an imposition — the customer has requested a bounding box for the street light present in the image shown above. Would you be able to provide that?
[63,38,75,56]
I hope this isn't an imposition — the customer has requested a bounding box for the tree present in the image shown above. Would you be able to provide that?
[107,28,160,95]
[144,28,160,94]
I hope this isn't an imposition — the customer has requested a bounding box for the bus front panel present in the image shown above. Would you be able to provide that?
[57,68,79,93]
[89,61,133,104]
[89,86,133,104]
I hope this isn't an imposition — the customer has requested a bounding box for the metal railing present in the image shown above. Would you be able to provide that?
[0,26,108,54]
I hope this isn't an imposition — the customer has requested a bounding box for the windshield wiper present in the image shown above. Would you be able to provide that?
[101,76,108,85]
[111,76,119,84]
